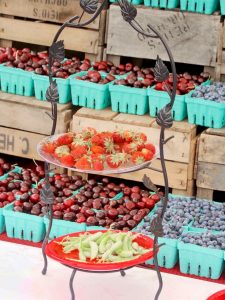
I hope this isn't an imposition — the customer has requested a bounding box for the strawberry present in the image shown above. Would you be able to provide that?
[42,141,57,154]
[122,142,137,154]
[91,145,105,154]
[104,137,115,154]
[59,154,74,167]
[124,130,135,142]
[112,131,125,143]
[131,151,146,164]
[92,159,104,171]
[106,154,122,169]
[54,145,70,158]
[144,143,156,155]
[75,157,91,170]
[81,127,97,139]
[141,148,154,161]
[56,133,73,146]
[71,145,88,160]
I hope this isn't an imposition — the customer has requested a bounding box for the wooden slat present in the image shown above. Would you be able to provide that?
[198,132,225,165]
[196,188,213,201]
[105,159,188,190]
[107,5,220,66]
[0,17,99,54]
[206,127,225,136]
[0,126,45,160]
[113,113,155,127]
[0,92,72,135]
[0,0,100,29]
[172,180,195,197]
[71,114,195,163]
[197,162,225,191]
[76,107,118,120]
[151,119,196,134]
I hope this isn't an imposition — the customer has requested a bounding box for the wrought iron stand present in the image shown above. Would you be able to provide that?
[40,1,177,299]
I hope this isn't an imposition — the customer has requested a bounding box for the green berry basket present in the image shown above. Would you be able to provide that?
[221,0,225,15]
[33,74,71,104]
[3,202,46,242]
[178,228,225,279]
[70,71,113,109]
[110,0,143,3]
[109,83,149,115]
[144,0,179,8]
[0,64,34,96]
[185,93,225,128]
[180,0,220,14]
[148,88,188,121]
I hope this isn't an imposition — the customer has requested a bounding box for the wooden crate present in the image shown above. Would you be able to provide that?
[71,108,197,196]
[105,5,221,68]
[0,92,72,135]
[0,0,107,60]
[196,128,225,200]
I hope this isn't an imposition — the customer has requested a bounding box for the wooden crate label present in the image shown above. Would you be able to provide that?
[0,0,100,28]
[107,5,220,66]
[0,127,45,160]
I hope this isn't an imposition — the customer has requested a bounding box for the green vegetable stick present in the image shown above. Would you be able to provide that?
[90,241,99,260]
[102,241,122,261]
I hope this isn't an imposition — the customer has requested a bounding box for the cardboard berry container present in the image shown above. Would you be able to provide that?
[70,71,114,110]
[109,79,149,115]
[185,92,225,128]
[0,64,34,96]
[180,0,220,14]
[33,73,71,104]
[178,228,225,279]
[144,0,179,8]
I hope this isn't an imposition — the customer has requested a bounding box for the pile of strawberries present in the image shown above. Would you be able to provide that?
[41,128,156,171]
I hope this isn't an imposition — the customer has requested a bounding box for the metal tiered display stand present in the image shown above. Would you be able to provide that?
[38,1,177,299]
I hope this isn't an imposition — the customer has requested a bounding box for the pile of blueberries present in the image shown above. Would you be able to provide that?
[180,231,225,250]
[135,196,225,249]
[191,82,225,103]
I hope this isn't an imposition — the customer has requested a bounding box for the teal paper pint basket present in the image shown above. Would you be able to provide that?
[33,74,71,104]
[148,88,187,121]
[145,236,178,268]
[3,202,45,242]
[185,95,225,128]
[70,71,112,109]
[110,0,143,3]
[0,64,34,96]
[144,0,179,8]
[180,0,220,14]
[109,83,149,115]
[221,0,225,15]
[178,241,225,279]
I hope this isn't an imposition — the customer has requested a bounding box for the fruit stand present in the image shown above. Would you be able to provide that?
[1,1,225,300]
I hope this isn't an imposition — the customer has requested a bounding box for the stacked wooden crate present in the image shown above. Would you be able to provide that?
[71,107,197,196]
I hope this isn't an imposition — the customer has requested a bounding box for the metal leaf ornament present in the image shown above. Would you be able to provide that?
[154,55,169,82]
[49,40,65,62]
[40,181,54,205]
[80,0,98,14]
[143,174,158,193]
[118,0,137,23]
[156,104,173,128]
[150,214,163,237]
[46,80,59,103]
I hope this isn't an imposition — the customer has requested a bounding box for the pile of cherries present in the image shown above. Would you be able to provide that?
[75,70,115,84]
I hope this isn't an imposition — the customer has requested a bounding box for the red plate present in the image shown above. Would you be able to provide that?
[45,230,155,271]
[207,290,225,300]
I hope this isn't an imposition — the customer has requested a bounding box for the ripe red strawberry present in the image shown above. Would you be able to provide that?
[81,127,97,139]
[92,159,104,171]
[71,145,88,160]
[124,130,135,142]
[91,145,105,154]
[75,157,91,170]
[42,141,57,154]
[56,133,73,146]
[122,142,137,154]
[59,154,74,167]
[106,154,122,169]
[144,143,156,155]
[141,148,154,161]
[131,151,146,164]
[112,131,125,143]
[135,132,147,143]
[104,137,115,154]
[54,145,70,158]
